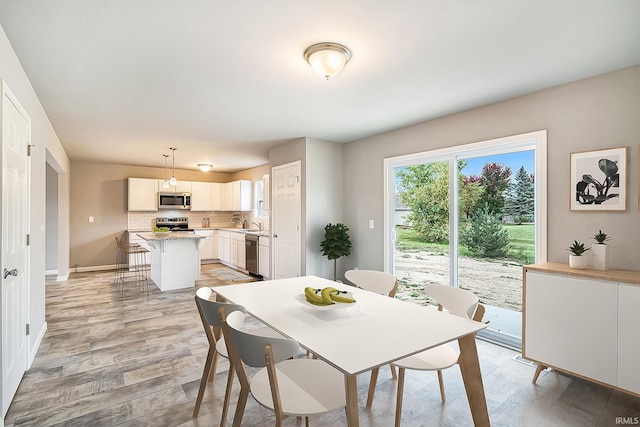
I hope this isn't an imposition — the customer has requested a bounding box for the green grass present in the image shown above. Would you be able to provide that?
[396,224,535,264]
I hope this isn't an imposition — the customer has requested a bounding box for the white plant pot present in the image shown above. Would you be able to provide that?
[591,243,608,271]
[569,255,587,269]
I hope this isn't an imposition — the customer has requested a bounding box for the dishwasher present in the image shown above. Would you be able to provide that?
[245,234,259,276]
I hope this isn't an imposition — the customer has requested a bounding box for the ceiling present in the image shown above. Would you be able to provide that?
[0,1,638,173]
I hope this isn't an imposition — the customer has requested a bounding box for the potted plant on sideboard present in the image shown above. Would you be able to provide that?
[591,229,611,271]
[567,240,589,269]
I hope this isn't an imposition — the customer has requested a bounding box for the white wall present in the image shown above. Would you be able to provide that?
[343,66,640,273]
[0,23,70,361]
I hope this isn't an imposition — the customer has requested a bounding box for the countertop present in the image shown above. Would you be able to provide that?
[136,232,205,241]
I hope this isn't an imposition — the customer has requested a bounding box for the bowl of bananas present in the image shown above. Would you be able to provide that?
[297,286,356,310]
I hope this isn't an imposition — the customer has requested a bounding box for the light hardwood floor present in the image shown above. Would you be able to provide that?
[5,266,640,426]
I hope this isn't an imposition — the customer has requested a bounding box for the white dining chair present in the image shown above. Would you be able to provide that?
[374,284,485,427]
[192,287,283,423]
[221,309,346,427]
[344,269,399,405]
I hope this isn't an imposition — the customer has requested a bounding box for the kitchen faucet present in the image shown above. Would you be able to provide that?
[252,221,263,231]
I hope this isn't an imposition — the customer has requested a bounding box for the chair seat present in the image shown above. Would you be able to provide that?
[250,359,346,416]
[215,326,283,358]
[392,344,459,371]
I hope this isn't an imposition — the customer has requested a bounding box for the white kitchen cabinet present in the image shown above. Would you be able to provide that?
[231,232,246,269]
[128,178,158,211]
[219,180,252,211]
[523,262,640,396]
[259,235,270,279]
[172,181,192,193]
[211,183,222,211]
[217,231,231,264]
[618,284,640,394]
[221,182,233,210]
[190,182,213,211]
[195,229,215,261]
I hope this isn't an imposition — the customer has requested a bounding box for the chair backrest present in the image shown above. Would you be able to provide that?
[425,284,479,319]
[224,310,299,368]
[344,269,398,296]
[195,287,246,328]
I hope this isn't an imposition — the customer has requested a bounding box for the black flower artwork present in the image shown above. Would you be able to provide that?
[575,158,619,205]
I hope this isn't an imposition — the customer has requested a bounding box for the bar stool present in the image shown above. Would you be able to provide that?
[114,236,150,297]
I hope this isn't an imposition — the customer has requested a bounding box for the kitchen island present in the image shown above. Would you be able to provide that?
[137,232,205,291]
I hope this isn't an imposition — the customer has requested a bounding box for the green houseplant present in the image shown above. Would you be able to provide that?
[567,240,589,269]
[591,229,611,271]
[320,223,352,281]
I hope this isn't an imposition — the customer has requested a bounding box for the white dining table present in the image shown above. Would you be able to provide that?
[211,275,490,426]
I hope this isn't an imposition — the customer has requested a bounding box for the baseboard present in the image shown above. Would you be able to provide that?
[70,264,117,274]
[45,269,58,276]
[28,321,47,369]
[56,272,69,282]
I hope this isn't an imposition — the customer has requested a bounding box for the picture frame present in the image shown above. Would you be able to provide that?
[570,146,627,211]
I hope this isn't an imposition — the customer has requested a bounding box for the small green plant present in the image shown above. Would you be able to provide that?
[320,223,352,281]
[567,240,590,256]
[593,229,611,244]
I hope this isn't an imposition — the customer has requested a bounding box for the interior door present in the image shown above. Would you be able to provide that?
[1,82,30,416]
[272,161,301,279]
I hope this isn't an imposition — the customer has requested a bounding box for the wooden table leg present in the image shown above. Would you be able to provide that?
[532,363,547,384]
[345,374,359,426]
[458,334,490,427]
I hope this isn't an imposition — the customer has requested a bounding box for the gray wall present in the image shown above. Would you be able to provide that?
[45,163,58,272]
[343,66,640,273]
[0,23,70,358]
[305,138,345,279]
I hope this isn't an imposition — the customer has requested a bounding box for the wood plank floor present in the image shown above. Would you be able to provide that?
[5,265,640,426]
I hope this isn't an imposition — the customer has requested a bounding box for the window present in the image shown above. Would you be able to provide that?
[384,131,547,349]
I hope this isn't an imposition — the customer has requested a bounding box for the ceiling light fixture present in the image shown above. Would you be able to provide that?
[162,154,170,189]
[304,42,351,80]
[169,147,177,186]
[198,164,212,173]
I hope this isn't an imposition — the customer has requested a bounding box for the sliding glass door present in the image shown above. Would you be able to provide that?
[385,131,547,348]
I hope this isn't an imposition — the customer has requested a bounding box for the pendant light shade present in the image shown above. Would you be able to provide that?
[169,147,177,186]
[304,42,351,80]
[162,154,170,189]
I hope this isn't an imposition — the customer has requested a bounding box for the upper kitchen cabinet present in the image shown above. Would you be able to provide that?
[128,178,158,211]
[231,180,252,211]
[158,180,191,193]
[190,182,213,211]
[220,180,252,211]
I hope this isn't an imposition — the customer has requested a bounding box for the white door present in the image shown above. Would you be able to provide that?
[1,82,30,416]
[272,161,301,279]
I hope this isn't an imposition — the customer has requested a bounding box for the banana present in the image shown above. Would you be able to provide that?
[320,287,337,304]
[330,293,356,304]
[304,287,325,304]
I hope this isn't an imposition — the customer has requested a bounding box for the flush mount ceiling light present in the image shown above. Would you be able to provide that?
[304,42,351,80]
[198,164,212,172]
[162,154,170,189]
[169,147,177,186]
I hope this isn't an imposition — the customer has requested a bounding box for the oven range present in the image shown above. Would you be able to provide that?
[155,217,194,232]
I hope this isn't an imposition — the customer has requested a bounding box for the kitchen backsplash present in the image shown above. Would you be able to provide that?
[127,211,268,231]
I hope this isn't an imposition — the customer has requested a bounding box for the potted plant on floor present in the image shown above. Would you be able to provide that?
[320,223,352,281]
[591,229,611,271]
[567,240,589,269]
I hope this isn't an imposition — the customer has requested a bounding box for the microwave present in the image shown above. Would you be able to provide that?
[158,192,191,210]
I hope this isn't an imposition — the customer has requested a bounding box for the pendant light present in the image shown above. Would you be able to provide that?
[162,154,170,189]
[169,147,177,186]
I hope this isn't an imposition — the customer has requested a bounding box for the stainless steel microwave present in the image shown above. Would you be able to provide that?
[158,192,191,210]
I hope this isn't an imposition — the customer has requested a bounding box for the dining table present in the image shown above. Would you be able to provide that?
[211,275,490,426]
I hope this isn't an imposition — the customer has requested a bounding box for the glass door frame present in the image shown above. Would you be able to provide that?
[383,130,548,280]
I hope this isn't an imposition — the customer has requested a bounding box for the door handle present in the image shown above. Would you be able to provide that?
[4,268,18,279]
[274,234,278,238]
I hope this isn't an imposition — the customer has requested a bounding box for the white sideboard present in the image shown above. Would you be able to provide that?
[523,262,640,397]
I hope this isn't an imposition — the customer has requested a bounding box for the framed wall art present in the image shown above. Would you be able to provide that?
[570,146,627,211]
